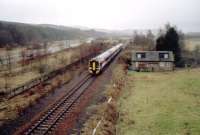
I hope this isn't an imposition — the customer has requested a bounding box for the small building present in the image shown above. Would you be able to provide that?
[130,51,174,71]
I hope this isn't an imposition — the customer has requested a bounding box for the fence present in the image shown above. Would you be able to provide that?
[1,53,96,99]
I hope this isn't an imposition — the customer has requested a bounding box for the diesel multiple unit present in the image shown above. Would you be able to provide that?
[88,43,123,75]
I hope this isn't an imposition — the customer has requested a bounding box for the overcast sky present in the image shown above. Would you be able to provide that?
[0,0,199,32]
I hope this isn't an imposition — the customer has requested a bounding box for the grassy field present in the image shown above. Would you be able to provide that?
[117,69,200,135]
[0,69,73,125]
[0,48,77,90]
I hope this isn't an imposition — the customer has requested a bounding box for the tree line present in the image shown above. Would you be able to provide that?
[156,24,184,66]
[131,24,184,67]
[0,21,105,47]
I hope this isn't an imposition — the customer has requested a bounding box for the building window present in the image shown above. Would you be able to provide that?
[159,53,169,59]
[136,53,146,59]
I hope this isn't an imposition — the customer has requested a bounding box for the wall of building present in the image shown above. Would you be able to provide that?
[130,61,174,71]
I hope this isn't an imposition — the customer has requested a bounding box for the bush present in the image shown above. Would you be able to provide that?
[38,64,49,74]
[118,50,131,65]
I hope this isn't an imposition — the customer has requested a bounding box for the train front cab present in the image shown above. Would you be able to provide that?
[88,60,101,75]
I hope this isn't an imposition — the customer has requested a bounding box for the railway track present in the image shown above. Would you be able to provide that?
[23,73,94,135]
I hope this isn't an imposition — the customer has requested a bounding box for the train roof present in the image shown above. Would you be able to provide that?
[92,43,123,61]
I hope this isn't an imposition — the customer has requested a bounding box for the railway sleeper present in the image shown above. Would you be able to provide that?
[37,126,49,130]
[32,130,46,135]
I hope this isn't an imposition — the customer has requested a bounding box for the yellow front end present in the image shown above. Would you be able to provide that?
[88,60,101,75]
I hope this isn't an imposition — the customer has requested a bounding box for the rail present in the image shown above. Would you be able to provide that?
[24,73,93,135]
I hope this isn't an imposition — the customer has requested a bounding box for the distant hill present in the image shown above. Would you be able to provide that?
[0,21,106,47]
[185,32,200,39]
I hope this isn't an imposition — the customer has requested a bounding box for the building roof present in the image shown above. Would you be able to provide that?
[132,51,174,62]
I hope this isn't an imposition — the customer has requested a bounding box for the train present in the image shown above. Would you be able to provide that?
[88,43,123,75]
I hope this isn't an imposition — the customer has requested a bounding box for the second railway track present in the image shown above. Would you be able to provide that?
[23,73,94,135]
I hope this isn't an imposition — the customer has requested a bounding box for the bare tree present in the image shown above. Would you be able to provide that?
[4,72,9,90]
[146,30,155,50]
[20,48,26,73]
[6,47,12,74]
[194,45,200,65]
[132,30,155,50]
[79,44,85,64]
[27,48,34,70]
[4,47,12,90]
[0,57,3,70]
[58,42,66,66]
[43,41,48,65]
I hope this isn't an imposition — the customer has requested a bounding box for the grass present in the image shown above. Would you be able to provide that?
[0,92,40,123]
[7,71,40,89]
[81,64,126,135]
[0,70,73,125]
[0,42,101,90]
[117,69,200,135]
[0,48,77,90]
